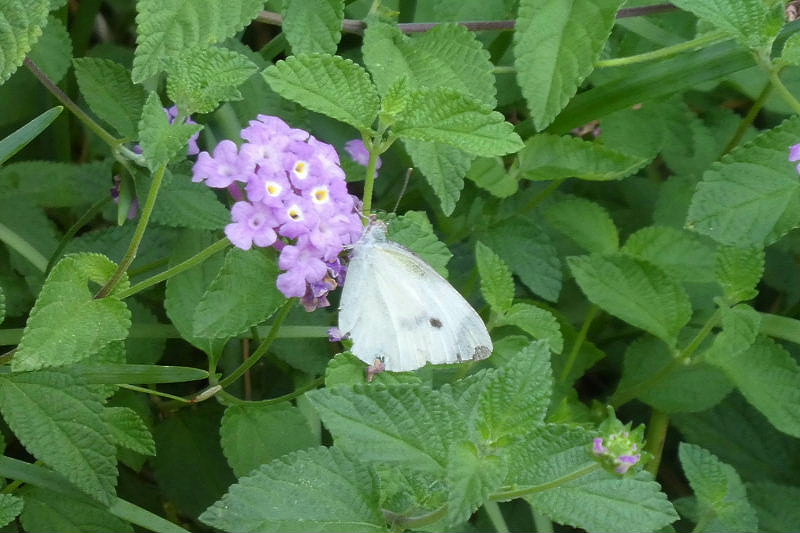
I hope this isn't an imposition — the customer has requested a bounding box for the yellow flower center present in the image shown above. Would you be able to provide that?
[265,181,282,197]
[294,161,309,180]
[288,205,304,221]
[311,186,330,204]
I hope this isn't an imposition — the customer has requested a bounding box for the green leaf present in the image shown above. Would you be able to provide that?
[132,0,264,82]
[138,93,202,171]
[686,116,800,247]
[544,195,619,254]
[200,447,386,533]
[0,106,62,165]
[151,172,231,230]
[13,253,131,372]
[476,241,514,314]
[103,407,155,456]
[506,424,595,487]
[308,384,467,472]
[670,0,781,50]
[263,54,379,131]
[0,494,21,528]
[780,32,800,66]
[679,443,758,532]
[513,0,623,130]
[167,46,257,114]
[477,341,552,441]
[517,134,646,181]
[747,482,800,533]
[282,0,343,55]
[466,157,519,198]
[193,248,285,339]
[76,363,208,384]
[21,487,132,533]
[73,58,145,139]
[715,245,764,303]
[0,0,49,83]
[623,226,717,283]
[0,161,108,208]
[403,139,473,216]
[387,211,452,277]
[325,352,368,388]
[445,441,507,526]
[220,403,317,478]
[702,304,761,365]
[618,336,732,413]
[362,21,496,106]
[707,336,800,438]
[394,88,522,157]
[0,371,117,504]
[28,16,72,83]
[480,217,561,302]
[496,304,564,354]
[568,253,692,346]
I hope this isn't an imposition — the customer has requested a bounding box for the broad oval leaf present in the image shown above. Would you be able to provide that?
[0,0,49,83]
[282,0,344,55]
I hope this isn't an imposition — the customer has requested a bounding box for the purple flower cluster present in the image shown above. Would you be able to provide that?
[790,143,800,172]
[592,433,642,475]
[192,115,364,310]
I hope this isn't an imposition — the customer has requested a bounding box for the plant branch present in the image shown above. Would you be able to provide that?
[559,305,599,384]
[596,30,729,68]
[768,66,800,115]
[0,223,47,273]
[723,80,772,154]
[644,410,669,475]
[46,195,112,274]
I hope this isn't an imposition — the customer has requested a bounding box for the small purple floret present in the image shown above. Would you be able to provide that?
[345,139,382,170]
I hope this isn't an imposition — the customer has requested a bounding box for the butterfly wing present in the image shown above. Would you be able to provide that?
[338,238,492,372]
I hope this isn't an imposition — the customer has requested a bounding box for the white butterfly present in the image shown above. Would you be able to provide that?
[338,221,493,372]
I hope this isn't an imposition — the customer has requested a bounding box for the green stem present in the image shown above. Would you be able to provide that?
[484,501,510,533]
[723,81,772,154]
[0,223,47,273]
[559,305,599,384]
[596,30,729,68]
[96,164,168,298]
[361,143,382,216]
[531,507,554,533]
[493,65,515,74]
[46,196,112,274]
[491,463,601,501]
[119,384,191,403]
[385,506,447,530]
[24,57,121,148]
[644,410,669,475]
[248,376,324,405]
[217,299,296,388]
[116,238,230,299]
[768,67,800,115]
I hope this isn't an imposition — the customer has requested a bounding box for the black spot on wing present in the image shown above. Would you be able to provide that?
[429,317,443,328]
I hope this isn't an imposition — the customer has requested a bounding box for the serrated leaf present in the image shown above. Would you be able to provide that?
[193,248,285,339]
[387,211,452,277]
[747,482,800,533]
[476,241,514,314]
[363,21,496,106]
[686,116,800,247]
[73,58,145,139]
[708,336,800,438]
[220,403,317,478]
[715,245,764,303]
[167,46,257,114]
[518,134,647,181]
[527,470,679,533]
[0,0,49,84]
[671,0,781,50]
[403,139,473,216]
[445,441,507,526]
[544,195,619,254]
[623,226,717,283]
[307,384,467,472]
[496,304,563,354]
[263,54,379,131]
[20,487,132,533]
[618,336,732,413]
[200,447,386,533]
[780,32,800,66]
[103,406,155,456]
[513,0,623,130]
[568,253,692,346]
[132,0,264,82]
[702,303,761,365]
[325,352,368,387]
[138,93,202,171]
[28,16,72,84]
[0,371,117,504]
[151,173,231,230]
[480,217,561,302]
[0,494,21,528]
[505,424,595,487]
[282,0,343,55]
[394,88,522,157]
[466,157,518,198]
[0,160,109,207]
[13,253,131,372]
[679,443,758,532]
[477,341,552,441]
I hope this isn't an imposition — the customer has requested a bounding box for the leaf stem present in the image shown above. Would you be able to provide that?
[361,142,382,216]
[531,506,554,533]
[559,305,599,384]
[46,195,112,275]
[0,223,47,273]
[723,81,772,154]
[596,30,729,68]
[484,501,510,533]
[119,384,191,403]
[115,238,230,299]
[644,409,669,475]
[24,57,121,148]
[491,463,601,501]
[95,164,168,298]
[212,377,324,407]
[768,66,800,115]
[217,299,296,389]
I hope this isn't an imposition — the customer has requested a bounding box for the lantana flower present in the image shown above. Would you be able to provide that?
[592,408,648,475]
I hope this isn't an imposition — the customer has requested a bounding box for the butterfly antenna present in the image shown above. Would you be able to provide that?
[392,167,413,214]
